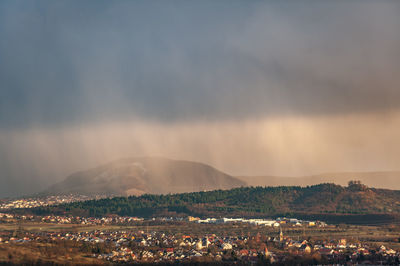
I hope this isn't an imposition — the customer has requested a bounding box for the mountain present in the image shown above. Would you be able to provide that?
[238,171,400,190]
[31,182,400,224]
[42,157,246,196]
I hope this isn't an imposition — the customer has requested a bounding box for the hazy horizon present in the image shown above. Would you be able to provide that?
[2,0,400,197]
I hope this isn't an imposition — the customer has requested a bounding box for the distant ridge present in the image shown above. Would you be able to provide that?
[42,157,246,196]
[238,171,400,190]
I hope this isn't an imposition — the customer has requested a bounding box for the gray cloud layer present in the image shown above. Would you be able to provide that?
[1,1,400,128]
[1,1,400,196]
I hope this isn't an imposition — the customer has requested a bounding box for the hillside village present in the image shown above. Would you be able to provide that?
[0,194,107,210]
[1,221,399,264]
[1,212,400,264]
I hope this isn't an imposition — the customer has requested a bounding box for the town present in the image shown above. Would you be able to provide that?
[0,212,324,228]
[0,194,108,210]
[1,212,400,264]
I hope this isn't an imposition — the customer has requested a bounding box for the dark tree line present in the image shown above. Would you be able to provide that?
[24,182,400,223]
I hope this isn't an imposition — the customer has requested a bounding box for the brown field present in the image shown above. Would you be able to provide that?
[0,242,104,265]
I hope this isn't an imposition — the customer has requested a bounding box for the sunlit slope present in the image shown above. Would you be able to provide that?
[43,157,246,196]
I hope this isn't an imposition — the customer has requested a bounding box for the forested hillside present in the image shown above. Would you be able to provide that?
[30,182,400,224]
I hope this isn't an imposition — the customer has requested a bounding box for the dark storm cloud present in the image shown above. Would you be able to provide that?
[1,1,400,129]
[2,1,400,197]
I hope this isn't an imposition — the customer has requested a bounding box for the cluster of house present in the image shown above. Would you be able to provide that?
[0,212,144,225]
[1,227,399,264]
[0,194,105,210]
[0,229,270,263]
[0,213,15,219]
[189,216,326,227]
[40,215,144,225]
[97,231,400,264]
[282,237,397,254]
[0,211,399,263]
[1,212,325,229]
[96,239,270,263]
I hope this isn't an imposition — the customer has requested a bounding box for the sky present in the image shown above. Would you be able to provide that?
[1,0,400,197]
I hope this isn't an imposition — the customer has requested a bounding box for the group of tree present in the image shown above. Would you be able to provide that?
[22,182,400,224]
